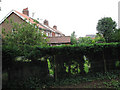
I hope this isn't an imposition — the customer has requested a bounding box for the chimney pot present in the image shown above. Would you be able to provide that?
[44,20,49,26]
[22,7,29,16]
[53,25,57,30]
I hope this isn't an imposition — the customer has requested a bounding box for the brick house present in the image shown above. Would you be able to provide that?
[0,8,71,45]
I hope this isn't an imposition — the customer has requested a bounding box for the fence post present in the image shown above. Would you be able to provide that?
[54,55,57,81]
[103,51,107,73]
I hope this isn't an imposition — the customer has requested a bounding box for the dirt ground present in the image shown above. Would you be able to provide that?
[52,79,118,88]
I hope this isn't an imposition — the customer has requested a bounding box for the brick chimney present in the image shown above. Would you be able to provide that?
[53,25,57,30]
[44,20,49,26]
[22,8,29,16]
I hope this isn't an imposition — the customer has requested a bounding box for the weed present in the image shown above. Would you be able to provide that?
[103,80,120,89]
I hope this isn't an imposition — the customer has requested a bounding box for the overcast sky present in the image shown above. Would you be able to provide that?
[0,0,120,37]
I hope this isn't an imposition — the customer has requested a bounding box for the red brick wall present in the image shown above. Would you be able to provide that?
[52,32,55,37]
[1,13,25,34]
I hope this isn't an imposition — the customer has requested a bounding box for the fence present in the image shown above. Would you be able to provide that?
[2,43,120,87]
[35,43,120,80]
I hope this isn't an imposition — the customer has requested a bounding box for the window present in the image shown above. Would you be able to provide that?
[48,33,50,36]
[55,33,58,37]
[49,32,52,37]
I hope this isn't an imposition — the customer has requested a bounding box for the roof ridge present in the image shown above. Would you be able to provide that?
[48,36,70,38]
[0,10,15,24]
[13,10,47,29]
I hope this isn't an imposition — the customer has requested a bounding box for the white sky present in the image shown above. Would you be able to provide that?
[0,0,120,37]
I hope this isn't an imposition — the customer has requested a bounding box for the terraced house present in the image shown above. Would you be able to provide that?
[0,8,71,46]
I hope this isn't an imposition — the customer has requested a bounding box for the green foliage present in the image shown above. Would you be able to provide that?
[95,33,105,43]
[70,61,80,74]
[2,20,48,55]
[96,17,117,42]
[115,61,120,67]
[70,31,77,44]
[47,59,54,75]
[77,37,94,44]
[36,42,120,75]
[37,42,120,57]
[2,19,50,88]
[49,70,120,88]
[103,80,120,88]
[2,45,22,70]
[83,56,91,73]
[112,29,120,42]
[3,41,120,88]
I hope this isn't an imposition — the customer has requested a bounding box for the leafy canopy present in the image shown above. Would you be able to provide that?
[96,17,117,42]
[77,37,94,44]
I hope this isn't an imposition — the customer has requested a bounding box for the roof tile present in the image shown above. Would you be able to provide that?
[47,36,71,44]
[15,10,47,29]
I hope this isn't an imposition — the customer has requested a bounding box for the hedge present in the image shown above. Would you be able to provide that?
[2,43,120,82]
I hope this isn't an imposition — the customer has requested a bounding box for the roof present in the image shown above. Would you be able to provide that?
[47,36,71,44]
[47,25,64,35]
[0,9,64,35]
[0,10,47,29]
[86,34,96,39]
[15,10,47,29]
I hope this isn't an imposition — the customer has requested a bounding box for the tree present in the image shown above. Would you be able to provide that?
[112,29,120,42]
[94,33,105,43]
[70,31,77,44]
[2,20,48,55]
[96,17,117,42]
[77,37,94,44]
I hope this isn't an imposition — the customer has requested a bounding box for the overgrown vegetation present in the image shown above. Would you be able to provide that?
[2,19,48,56]
[96,17,117,42]
[2,42,120,88]
[70,31,77,44]
[52,70,120,89]
[2,17,120,89]
[96,17,120,43]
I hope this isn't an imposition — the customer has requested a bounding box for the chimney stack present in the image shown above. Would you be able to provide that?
[53,25,57,30]
[22,8,29,16]
[44,20,49,26]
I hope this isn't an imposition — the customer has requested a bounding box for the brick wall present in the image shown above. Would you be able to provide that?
[52,32,55,37]
[1,13,25,34]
